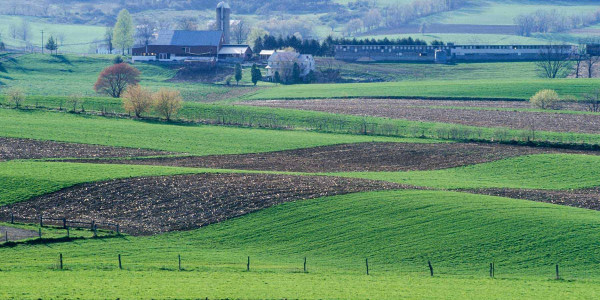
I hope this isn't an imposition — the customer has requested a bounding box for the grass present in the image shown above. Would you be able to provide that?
[327,154,600,190]
[0,53,233,100]
[0,109,432,155]
[1,190,600,298]
[247,78,600,100]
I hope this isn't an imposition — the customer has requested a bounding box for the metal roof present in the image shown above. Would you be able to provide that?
[152,30,223,47]
[218,45,251,55]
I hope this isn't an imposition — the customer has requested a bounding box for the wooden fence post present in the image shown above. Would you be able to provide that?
[39,215,43,227]
[10,212,14,224]
[116,224,120,235]
[178,254,181,271]
[556,264,560,280]
[366,258,369,275]
[66,227,70,238]
[62,218,67,229]
[118,254,122,270]
[38,228,42,238]
[304,257,307,273]
[428,261,434,277]
[59,253,63,270]
[91,220,95,231]
[490,263,493,278]
[247,256,250,271]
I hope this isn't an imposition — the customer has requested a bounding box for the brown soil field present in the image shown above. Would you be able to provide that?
[245,99,600,133]
[0,137,169,161]
[0,226,37,241]
[0,173,405,235]
[466,188,600,211]
[70,142,596,173]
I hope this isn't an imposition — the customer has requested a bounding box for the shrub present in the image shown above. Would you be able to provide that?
[153,89,182,121]
[113,56,124,64]
[6,87,26,108]
[530,89,560,110]
[122,85,153,118]
[67,94,81,112]
[225,75,233,86]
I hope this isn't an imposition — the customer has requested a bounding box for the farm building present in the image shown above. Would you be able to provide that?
[132,2,251,63]
[218,45,253,62]
[335,44,576,63]
[266,51,316,81]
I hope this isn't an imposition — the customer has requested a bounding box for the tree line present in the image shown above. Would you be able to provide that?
[515,9,600,36]
[253,35,431,56]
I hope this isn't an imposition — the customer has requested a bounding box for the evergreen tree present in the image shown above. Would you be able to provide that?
[113,9,135,55]
[292,62,301,84]
[274,71,281,85]
[234,63,242,85]
[45,36,58,54]
[251,64,262,86]
[253,36,263,54]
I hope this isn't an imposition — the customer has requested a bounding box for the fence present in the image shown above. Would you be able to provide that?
[1,212,121,239]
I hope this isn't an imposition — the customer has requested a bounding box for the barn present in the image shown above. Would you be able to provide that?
[132,30,225,62]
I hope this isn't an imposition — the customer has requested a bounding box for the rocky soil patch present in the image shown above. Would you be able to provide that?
[465,188,600,210]
[0,173,406,235]
[245,99,600,133]
[69,142,594,173]
[0,137,170,161]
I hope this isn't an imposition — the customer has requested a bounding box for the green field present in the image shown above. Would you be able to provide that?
[2,190,600,298]
[248,79,600,100]
[327,154,600,189]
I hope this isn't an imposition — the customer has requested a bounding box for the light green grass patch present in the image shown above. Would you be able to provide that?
[0,109,432,155]
[326,154,600,190]
[248,78,600,100]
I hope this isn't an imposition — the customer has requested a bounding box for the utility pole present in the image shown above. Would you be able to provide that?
[41,30,44,54]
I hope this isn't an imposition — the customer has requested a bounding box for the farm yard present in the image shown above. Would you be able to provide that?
[3,2,600,295]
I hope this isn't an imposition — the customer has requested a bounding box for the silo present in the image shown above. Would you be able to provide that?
[216,2,231,44]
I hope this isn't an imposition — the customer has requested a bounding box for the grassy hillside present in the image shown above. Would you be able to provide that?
[0,54,234,100]
[248,78,600,100]
[2,190,600,298]
[328,154,600,189]
[0,109,432,155]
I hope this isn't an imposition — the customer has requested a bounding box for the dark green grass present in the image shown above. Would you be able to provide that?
[327,154,600,189]
[0,109,430,155]
[248,78,600,100]
[1,190,600,298]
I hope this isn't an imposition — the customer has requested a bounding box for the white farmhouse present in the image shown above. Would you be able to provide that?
[265,51,315,82]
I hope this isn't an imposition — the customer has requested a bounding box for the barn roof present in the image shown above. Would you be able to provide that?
[152,30,224,47]
[218,45,251,55]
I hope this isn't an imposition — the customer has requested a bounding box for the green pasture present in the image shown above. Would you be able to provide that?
[247,78,600,100]
[0,109,431,155]
[1,190,600,298]
[328,154,600,190]
[0,54,234,100]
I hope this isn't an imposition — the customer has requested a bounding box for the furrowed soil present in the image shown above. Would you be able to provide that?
[465,188,600,211]
[69,142,593,173]
[0,137,170,161]
[0,174,405,235]
[245,99,600,133]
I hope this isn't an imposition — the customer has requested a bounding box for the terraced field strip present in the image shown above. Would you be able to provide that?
[246,98,600,134]
[66,142,596,173]
[3,173,405,235]
[0,109,435,156]
[247,79,600,100]
[0,137,171,161]
[325,154,600,190]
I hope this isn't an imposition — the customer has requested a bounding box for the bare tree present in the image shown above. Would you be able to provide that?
[585,55,600,78]
[573,44,587,78]
[231,19,250,45]
[176,17,198,31]
[104,27,114,53]
[136,18,155,49]
[362,9,382,30]
[8,23,18,39]
[535,45,573,78]
[18,19,31,42]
